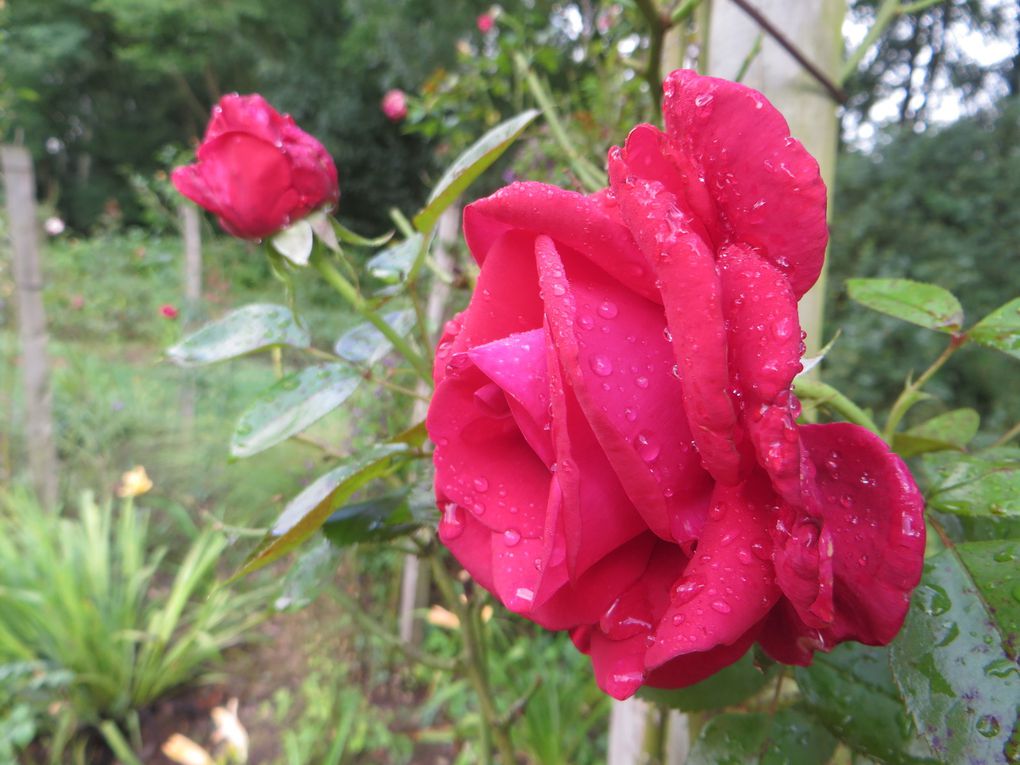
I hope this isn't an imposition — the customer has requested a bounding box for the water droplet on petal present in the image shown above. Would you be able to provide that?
[633,431,660,462]
[503,528,521,547]
[671,576,704,605]
[710,600,732,614]
[473,477,489,493]
[439,502,465,541]
[590,355,613,377]
[597,301,618,319]
[635,375,650,389]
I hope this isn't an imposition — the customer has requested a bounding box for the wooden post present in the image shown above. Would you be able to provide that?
[2,145,59,509]
[178,202,202,424]
[706,0,845,355]
[399,203,460,645]
[181,202,202,309]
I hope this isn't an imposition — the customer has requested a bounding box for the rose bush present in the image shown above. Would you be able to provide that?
[426,69,926,699]
[172,94,339,240]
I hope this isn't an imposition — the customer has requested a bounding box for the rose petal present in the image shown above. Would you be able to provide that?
[536,234,705,545]
[608,153,745,485]
[648,475,780,667]
[434,229,544,385]
[543,321,647,577]
[531,532,659,630]
[464,182,660,302]
[645,626,759,689]
[718,244,810,506]
[661,70,828,299]
[802,423,926,644]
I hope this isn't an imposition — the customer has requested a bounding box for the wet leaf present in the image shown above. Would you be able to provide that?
[847,279,964,333]
[366,234,424,284]
[970,297,1020,361]
[230,364,361,458]
[322,492,421,548]
[167,304,309,367]
[637,652,774,711]
[274,540,341,612]
[894,408,980,457]
[890,548,1020,764]
[414,109,540,233]
[796,643,936,764]
[923,447,1020,518]
[234,444,408,578]
[956,540,1020,661]
[334,309,416,365]
[687,709,836,765]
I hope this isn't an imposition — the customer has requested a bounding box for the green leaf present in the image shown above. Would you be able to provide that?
[167,304,309,367]
[321,492,421,548]
[923,447,1020,518]
[847,279,964,333]
[890,548,1020,764]
[956,540,1020,661]
[970,297,1020,361]
[414,109,540,233]
[234,443,408,578]
[637,652,774,712]
[334,309,416,365]
[894,408,980,457]
[230,364,361,458]
[687,709,836,765]
[796,643,936,764]
[365,234,424,284]
[274,540,341,612]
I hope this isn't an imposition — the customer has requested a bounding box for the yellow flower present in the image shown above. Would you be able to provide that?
[117,465,153,498]
[161,734,214,765]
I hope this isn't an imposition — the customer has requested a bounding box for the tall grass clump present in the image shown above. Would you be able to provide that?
[0,489,269,751]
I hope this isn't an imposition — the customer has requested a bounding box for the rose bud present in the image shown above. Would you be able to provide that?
[476,13,494,33]
[381,89,409,123]
[159,304,179,320]
[426,70,925,699]
[172,94,339,240]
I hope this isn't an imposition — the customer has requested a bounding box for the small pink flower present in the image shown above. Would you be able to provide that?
[160,304,179,320]
[381,89,408,122]
[476,13,494,33]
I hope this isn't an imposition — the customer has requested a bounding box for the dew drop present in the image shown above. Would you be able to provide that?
[624,408,638,422]
[634,431,661,462]
[551,283,566,297]
[672,613,686,626]
[635,376,650,389]
[439,502,465,541]
[976,715,1000,738]
[473,476,489,493]
[503,528,521,547]
[671,576,704,605]
[710,600,732,614]
[590,355,614,377]
[597,301,619,319]
[577,314,595,331]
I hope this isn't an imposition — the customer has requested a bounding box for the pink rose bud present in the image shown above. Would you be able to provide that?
[171,94,339,240]
[476,13,494,33]
[380,89,408,123]
[160,304,179,320]
[426,70,925,701]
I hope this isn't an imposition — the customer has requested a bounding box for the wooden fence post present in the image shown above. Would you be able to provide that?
[2,145,59,509]
[399,202,460,645]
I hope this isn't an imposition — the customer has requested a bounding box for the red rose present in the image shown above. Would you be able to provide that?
[159,304,179,320]
[426,70,925,699]
[476,12,494,33]
[381,89,409,123]
[172,94,339,240]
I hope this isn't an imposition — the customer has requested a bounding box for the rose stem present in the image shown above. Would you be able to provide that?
[882,333,968,444]
[311,250,434,384]
[430,555,517,763]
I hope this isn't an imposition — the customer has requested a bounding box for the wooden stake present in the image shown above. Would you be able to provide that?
[2,145,59,509]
